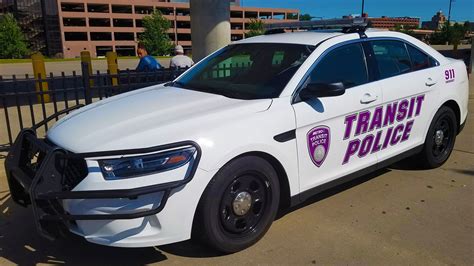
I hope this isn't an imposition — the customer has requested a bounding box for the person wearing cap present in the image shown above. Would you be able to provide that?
[136,43,162,72]
[170,45,194,69]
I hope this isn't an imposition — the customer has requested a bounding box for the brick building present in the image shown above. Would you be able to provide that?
[368,16,420,29]
[342,14,420,30]
[1,0,298,58]
[58,0,298,58]
[422,11,448,30]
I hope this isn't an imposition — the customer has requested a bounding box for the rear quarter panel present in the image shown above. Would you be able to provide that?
[436,59,469,127]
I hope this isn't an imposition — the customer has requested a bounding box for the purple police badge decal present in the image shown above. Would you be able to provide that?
[307,126,330,167]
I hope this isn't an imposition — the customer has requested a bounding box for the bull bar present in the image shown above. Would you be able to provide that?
[4,106,201,240]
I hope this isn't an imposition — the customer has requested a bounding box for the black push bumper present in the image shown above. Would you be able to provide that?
[5,126,201,240]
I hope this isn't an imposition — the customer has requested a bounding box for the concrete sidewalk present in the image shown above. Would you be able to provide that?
[0,79,472,265]
[0,58,171,79]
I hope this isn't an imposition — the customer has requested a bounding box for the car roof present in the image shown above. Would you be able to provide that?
[232,31,345,46]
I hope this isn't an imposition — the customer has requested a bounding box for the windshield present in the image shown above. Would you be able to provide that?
[172,43,316,99]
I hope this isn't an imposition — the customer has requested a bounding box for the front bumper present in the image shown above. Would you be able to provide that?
[5,128,201,241]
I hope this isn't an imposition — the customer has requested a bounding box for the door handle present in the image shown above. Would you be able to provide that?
[360,93,378,104]
[425,77,437,87]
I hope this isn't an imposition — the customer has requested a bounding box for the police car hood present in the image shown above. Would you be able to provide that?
[46,85,272,153]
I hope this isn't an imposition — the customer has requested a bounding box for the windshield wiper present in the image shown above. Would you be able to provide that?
[165,81,183,88]
[166,81,252,100]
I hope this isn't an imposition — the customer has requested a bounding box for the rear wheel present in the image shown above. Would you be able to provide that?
[193,156,280,253]
[419,106,457,168]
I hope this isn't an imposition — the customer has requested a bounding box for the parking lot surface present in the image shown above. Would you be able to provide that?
[0,79,472,265]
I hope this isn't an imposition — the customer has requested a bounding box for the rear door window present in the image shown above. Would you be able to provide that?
[370,40,411,79]
[407,44,438,71]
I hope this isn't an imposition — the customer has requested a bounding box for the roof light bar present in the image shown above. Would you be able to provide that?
[264,18,368,34]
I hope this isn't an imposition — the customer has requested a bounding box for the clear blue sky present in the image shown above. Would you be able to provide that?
[242,0,474,22]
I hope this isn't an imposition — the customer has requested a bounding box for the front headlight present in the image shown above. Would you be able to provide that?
[98,147,196,180]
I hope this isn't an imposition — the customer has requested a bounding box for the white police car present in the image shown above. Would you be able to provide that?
[5,22,469,253]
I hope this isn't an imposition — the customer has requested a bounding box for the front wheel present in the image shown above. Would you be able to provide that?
[419,106,457,168]
[193,156,280,253]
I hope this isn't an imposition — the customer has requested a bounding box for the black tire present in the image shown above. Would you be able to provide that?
[419,106,457,168]
[193,156,280,253]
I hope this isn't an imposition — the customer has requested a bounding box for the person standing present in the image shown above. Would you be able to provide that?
[170,45,194,69]
[136,43,162,72]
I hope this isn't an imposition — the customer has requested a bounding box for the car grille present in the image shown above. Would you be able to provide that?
[19,137,88,191]
[58,157,88,191]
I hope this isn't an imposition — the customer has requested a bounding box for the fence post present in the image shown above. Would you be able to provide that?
[81,51,94,86]
[469,36,473,74]
[82,62,92,104]
[106,51,118,86]
[31,52,50,103]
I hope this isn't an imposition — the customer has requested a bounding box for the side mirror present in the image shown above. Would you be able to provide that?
[300,82,346,100]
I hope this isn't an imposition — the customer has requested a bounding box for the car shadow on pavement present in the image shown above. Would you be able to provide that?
[0,191,172,265]
[449,168,474,176]
[389,160,431,171]
[276,168,391,219]
[0,167,413,263]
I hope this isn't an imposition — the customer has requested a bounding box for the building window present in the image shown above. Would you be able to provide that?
[176,8,190,16]
[231,23,243,30]
[96,46,113,57]
[177,33,191,41]
[65,32,88,41]
[113,19,134,27]
[112,5,133,14]
[177,21,191,29]
[61,3,85,12]
[157,7,174,16]
[88,4,109,13]
[90,32,112,41]
[112,5,132,14]
[135,6,154,14]
[245,11,258,18]
[259,12,272,20]
[116,46,136,56]
[273,12,285,20]
[63,18,86,27]
[135,19,143,28]
[231,11,243,18]
[114,32,135,41]
[89,18,111,27]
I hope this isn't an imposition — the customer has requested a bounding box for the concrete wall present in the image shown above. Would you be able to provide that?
[190,0,231,61]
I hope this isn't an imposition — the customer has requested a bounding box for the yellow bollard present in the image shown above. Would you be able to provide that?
[106,51,118,86]
[31,52,50,103]
[80,51,94,87]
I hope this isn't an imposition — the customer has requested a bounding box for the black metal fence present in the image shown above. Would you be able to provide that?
[0,63,187,152]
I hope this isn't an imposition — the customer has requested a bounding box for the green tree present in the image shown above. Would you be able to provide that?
[246,19,265,38]
[393,24,417,37]
[429,21,469,50]
[0,13,29,59]
[139,10,173,56]
[299,14,313,21]
[448,22,467,51]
